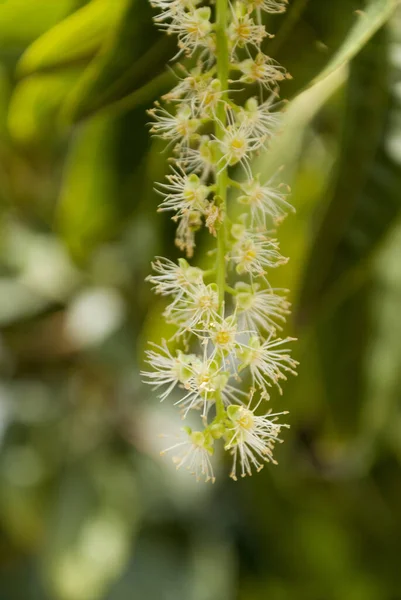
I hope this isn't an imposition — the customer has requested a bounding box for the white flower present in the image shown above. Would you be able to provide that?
[245,0,288,13]
[148,103,200,145]
[142,341,196,402]
[146,257,203,298]
[161,427,215,482]
[204,314,256,374]
[157,168,211,217]
[174,354,229,416]
[208,315,238,356]
[166,73,224,118]
[238,335,298,396]
[228,11,267,55]
[151,0,190,23]
[225,404,289,479]
[239,53,288,90]
[181,135,217,178]
[238,176,294,226]
[235,282,290,334]
[165,282,219,333]
[218,122,261,174]
[161,6,213,57]
[195,79,224,117]
[162,65,204,101]
[237,97,281,146]
[231,224,288,277]
[166,347,246,417]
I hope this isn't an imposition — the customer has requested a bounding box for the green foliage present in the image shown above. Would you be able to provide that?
[17,0,120,75]
[0,0,82,50]
[60,0,172,123]
[0,1,401,599]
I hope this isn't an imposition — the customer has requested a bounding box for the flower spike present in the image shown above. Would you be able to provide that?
[144,0,297,481]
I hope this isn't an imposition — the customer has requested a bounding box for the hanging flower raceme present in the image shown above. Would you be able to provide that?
[142,0,298,481]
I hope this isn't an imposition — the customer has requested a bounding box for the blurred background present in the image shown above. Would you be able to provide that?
[0,0,401,598]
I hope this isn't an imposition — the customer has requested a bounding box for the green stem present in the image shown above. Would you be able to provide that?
[225,285,237,295]
[215,390,225,420]
[214,0,230,419]
[227,177,242,189]
[215,0,229,313]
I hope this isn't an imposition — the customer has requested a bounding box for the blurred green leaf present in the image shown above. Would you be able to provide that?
[57,103,151,260]
[0,64,11,134]
[314,280,372,440]
[7,69,81,145]
[57,115,120,259]
[297,23,401,324]
[274,0,397,99]
[252,66,346,180]
[310,0,397,86]
[361,223,401,452]
[294,21,401,458]
[0,479,44,550]
[61,0,174,123]
[96,69,175,120]
[17,0,122,76]
[0,0,81,51]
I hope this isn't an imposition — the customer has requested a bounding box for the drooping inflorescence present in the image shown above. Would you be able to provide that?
[142,0,297,481]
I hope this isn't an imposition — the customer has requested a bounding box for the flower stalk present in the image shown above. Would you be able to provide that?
[215,0,230,311]
[143,0,297,482]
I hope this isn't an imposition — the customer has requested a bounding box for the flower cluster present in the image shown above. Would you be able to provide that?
[143,0,297,481]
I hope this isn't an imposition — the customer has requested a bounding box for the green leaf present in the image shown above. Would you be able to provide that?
[61,0,174,123]
[252,66,346,180]
[361,224,401,448]
[272,0,397,99]
[0,64,11,134]
[310,0,397,86]
[294,20,401,457]
[297,22,401,325]
[0,0,80,51]
[57,105,150,259]
[94,69,176,119]
[7,69,81,145]
[17,0,122,76]
[315,280,373,440]
[56,114,121,259]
